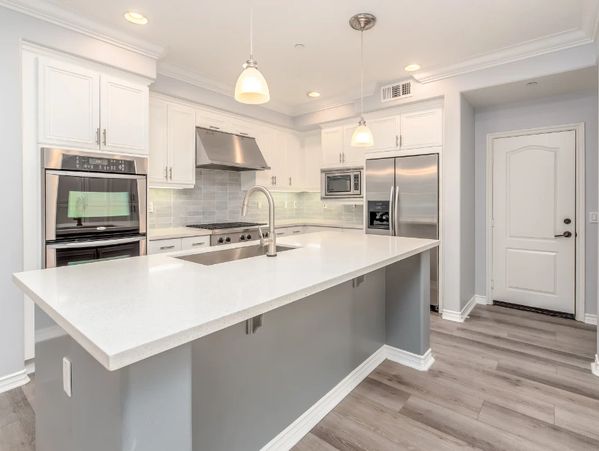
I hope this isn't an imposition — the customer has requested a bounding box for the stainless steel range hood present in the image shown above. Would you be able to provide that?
[196,127,270,171]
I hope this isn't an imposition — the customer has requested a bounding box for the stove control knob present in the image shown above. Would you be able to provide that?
[240,235,246,241]
[263,232,269,238]
[246,234,252,240]
[225,237,231,243]
[217,237,224,244]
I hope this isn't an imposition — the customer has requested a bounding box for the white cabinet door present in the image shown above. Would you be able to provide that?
[270,130,288,188]
[342,125,367,166]
[285,133,303,189]
[167,104,196,187]
[100,76,148,154]
[38,58,100,149]
[400,108,442,149]
[321,127,344,167]
[181,236,209,250]
[302,132,322,191]
[196,109,228,132]
[148,99,169,186]
[368,116,400,151]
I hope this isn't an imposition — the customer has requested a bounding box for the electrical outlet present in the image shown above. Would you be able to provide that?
[590,212,599,224]
[62,357,72,397]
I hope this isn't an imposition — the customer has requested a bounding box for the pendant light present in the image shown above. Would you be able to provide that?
[349,13,376,148]
[235,7,270,104]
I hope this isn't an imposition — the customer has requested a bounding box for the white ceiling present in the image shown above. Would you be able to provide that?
[463,67,598,109]
[45,0,599,114]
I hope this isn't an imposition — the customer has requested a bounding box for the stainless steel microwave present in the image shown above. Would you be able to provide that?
[321,168,363,199]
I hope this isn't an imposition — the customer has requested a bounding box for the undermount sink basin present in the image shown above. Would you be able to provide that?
[176,244,296,266]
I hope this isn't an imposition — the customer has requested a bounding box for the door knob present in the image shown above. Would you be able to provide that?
[554,231,572,238]
[563,218,572,224]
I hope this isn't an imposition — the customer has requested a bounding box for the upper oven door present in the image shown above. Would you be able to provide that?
[45,171,147,241]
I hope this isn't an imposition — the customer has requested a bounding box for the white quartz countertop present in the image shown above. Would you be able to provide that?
[13,232,438,371]
[148,227,211,240]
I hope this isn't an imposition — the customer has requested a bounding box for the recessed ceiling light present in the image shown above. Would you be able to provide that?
[294,43,305,49]
[404,64,421,72]
[124,11,148,25]
[307,91,321,98]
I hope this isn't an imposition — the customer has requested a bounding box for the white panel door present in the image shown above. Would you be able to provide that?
[342,125,367,166]
[400,109,442,149]
[167,104,196,186]
[285,133,303,189]
[148,99,169,185]
[492,131,575,313]
[321,127,344,167]
[38,58,100,149]
[367,116,400,152]
[100,76,148,154]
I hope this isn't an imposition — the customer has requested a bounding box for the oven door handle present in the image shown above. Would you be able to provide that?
[47,236,146,249]
[45,170,147,180]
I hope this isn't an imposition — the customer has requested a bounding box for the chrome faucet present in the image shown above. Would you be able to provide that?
[241,186,277,257]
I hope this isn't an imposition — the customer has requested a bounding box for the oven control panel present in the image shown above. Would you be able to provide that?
[62,155,137,174]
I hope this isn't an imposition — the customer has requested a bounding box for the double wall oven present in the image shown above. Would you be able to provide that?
[43,148,148,268]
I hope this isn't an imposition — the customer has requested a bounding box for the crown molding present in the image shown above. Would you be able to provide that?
[0,0,164,59]
[412,29,594,84]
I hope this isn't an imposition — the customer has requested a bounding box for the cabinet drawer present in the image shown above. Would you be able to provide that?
[148,239,182,254]
[181,236,210,250]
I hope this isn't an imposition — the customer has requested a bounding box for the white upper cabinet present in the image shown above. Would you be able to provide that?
[167,104,196,186]
[149,97,196,188]
[38,56,149,155]
[321,127,344,167]
[38,58,100,150]
[100,76,148,154]
[399,108,442,149]
[368,116,400,151]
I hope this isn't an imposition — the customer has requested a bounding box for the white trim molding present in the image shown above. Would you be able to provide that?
[592,355,599,377]
[475,295,491,305]
[485,124,586,322]
[442,295,478,322]
[261,345,434,450]
[0,369,30,395]
[584,314,598,325]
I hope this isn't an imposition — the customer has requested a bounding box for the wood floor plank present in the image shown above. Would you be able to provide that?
[478,401,599,451]
[292,432,339,451]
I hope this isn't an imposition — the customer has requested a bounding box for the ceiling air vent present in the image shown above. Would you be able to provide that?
[381,81,413,103]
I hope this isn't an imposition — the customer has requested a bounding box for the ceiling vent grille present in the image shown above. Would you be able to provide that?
[381,81,413,103]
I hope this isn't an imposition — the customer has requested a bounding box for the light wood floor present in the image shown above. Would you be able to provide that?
[294,305,599,451]
[1,305,597,451]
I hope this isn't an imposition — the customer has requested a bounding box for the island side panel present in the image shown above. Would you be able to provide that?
[385,250,431,356]
[191,269,386,451]
[35,320,193,451]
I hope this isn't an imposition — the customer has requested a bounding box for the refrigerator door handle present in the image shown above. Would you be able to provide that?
[394,186,400,237]
[389,186,395,236]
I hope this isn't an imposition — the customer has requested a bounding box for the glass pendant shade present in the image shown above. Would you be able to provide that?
[234,61,270,105]
[351,119,374,147]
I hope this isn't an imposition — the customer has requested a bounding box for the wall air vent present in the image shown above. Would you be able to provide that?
[381,81,413,103]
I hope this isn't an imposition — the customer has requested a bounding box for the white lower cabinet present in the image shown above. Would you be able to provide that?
[148,239,182,255]
[181,236,210,250]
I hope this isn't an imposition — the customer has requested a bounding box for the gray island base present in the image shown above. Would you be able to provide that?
[34,251,432,451]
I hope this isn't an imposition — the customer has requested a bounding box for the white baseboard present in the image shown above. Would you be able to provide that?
[0,369,30,395]
[442,295,479,322]
[584,314,597,325]
[592,355,599,377]
[262,344,434,450]
[475,295,491,305]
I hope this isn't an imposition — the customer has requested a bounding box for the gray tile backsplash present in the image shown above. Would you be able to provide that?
[149,169,363,228]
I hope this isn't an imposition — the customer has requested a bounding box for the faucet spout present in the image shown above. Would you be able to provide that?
[241,185,277,257]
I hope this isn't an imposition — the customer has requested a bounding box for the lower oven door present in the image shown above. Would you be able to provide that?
[45,235,147,268]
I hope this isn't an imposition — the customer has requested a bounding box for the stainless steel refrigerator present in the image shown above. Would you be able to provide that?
[365,154,439,309]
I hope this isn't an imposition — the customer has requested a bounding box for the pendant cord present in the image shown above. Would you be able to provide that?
[250,8,254,60]
[360,28,364,119]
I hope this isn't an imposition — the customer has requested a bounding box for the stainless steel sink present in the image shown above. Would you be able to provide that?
[176,244,296,266]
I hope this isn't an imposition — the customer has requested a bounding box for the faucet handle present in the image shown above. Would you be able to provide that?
[258,226,266,246]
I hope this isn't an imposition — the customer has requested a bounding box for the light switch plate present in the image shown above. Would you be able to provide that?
[62,357,72,397]
[590,212,599,224]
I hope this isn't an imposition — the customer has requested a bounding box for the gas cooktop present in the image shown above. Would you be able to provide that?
[187,222,264,230]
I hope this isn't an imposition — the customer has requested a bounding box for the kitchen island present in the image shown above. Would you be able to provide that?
[13,231,438,451]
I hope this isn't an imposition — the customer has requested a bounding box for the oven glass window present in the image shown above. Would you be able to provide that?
[52,175,140,238]
[327,175,352,194]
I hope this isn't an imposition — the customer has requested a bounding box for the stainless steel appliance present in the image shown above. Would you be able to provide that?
[42,148,148,268]
[196,127,270,171]
[187,222,267,246]
[365,154,439,309]
[321,167,362,199]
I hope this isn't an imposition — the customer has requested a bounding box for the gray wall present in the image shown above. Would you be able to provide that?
[460,96,477,308]
[474,92,598,315]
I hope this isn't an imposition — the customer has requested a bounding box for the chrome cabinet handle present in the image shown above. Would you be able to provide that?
[164,166,168,180]
[395,135,399,148]
[554,231,572,238]
[102,129,107,146]
[191,242,206,247]
[209,125,220,130]
[274,176,277,185]
[159,245,175,250]
[289,177,292,186]
[169,167,173,180]
[96,128,100,145]
[342,153,345,163]
[339,153,342,163]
